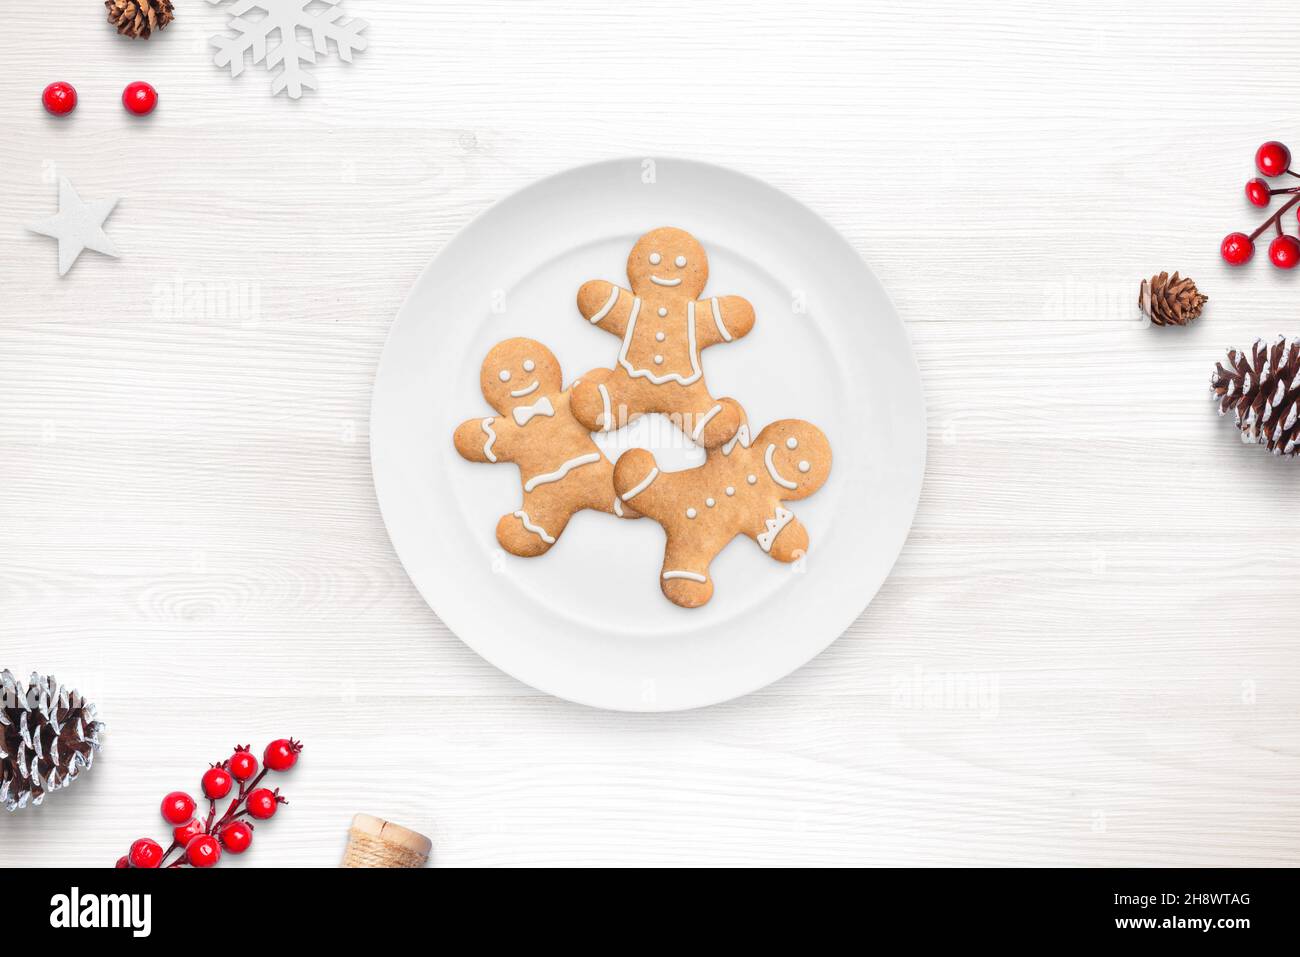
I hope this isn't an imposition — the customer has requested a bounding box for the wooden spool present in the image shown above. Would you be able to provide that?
[341,814,432,868]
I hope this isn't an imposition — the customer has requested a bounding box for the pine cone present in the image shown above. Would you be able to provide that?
[1209,337,1300,455]
[0,671,104,811]
[104,0,174,39]
[1139,271,1207,326]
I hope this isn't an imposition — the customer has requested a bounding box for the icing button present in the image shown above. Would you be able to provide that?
[657,306,668,317]
[654,355,664,365]
[747,474,757,485]
[686,508,697,519]
[655,331,665,342]
[706,497,715,507]
[725,486,735,496]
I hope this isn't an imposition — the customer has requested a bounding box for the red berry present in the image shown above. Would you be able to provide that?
[128,838,164,869]
[1269,234,1300,269]
[1256,141,1292,177]
[229,746,258,781]
[246,788,279,819]
[115,856,130,869]
[1221,232,1255,265]
[122,81,158,116]
[161,790,197,824]
[41,82,77,116]
[219,821,253,854]
[185,834,221,868]
[202,765,233,799]
[263,738,302,772]
[1246,178,1271,207]
[173,817,206,846]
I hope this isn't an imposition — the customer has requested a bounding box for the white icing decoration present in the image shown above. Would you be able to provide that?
[621,466,659,501]
[654,355,664,365]
[675,255,687,267]
[650,275,682,287]
[706,497,715,507]
[756,507,794,553]
[691,403,722,443]
[657,307,667,317]
[480,417,498,462]
[663,570,706,583]
[613,497,624,517]
[523,359,535,372]
[764,443,798,490]
[686,508,697,519]
[598,382,612,430]
[711,297,732,342]
[722,422,752,456]
[798,460,811,473]
[523,452,600,492]
[509,380,539,398]
[589,286,620,325]
[655,331,665,341]
[498,369,511,382]
[747,474,757,485]
[512,395,555,426]
[618,299,702,385]
[649,252,661,265]
[786,437,798,449]
[513,510,555,544]
[725,486,735,496]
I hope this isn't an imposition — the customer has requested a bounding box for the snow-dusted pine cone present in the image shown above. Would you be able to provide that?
[1210,337,1300,455]
[0,671,104,811]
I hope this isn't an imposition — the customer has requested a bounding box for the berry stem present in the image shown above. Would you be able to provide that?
[1248,195,1300,241]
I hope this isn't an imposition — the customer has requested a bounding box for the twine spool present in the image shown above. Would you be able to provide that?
[341,814,432,868]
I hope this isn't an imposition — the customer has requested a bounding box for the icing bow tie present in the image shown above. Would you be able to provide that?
[512,395,555,426]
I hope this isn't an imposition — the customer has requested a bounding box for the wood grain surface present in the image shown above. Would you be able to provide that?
[2,0,1298,866]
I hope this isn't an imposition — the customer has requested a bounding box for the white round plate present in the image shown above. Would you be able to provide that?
[371,158,925,711]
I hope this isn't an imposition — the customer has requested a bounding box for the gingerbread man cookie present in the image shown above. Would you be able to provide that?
[454,338,634,557]
[571,227,755,448]
[612,419,831,607]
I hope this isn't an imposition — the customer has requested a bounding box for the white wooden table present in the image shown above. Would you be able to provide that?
[3,0,1298,867]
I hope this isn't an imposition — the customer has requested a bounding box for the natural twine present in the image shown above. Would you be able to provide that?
[341,826,429,868]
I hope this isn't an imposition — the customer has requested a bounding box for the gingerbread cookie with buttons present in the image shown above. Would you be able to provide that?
[453,338,635,557]
[570,227,755,448]
[612,419,831,607]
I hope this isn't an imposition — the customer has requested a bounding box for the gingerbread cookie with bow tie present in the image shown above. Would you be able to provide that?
[454,338,635,556]
[570,226,755,448]
[612,419,831,607]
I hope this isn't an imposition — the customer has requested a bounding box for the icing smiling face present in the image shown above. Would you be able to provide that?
[479,338,563,413]
[752,421,831,500]
[626,227,708,300]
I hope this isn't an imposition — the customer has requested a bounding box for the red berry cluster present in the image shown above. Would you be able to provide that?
[1222,141,1300,268]
[115,738,301,869]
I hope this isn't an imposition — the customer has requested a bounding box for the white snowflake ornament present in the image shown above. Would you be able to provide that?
[206,0,369,99]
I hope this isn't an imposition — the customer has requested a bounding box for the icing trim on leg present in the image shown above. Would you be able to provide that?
[662,570,707,583]
[523,452,601,492]
[513,510,555,544]
[691,403,722,443]
[621,466,659,501]
[598,382,612,430]
[613,496,624,517]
